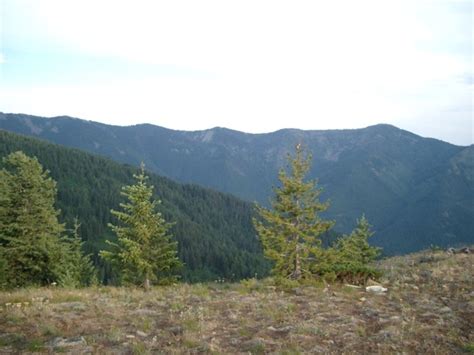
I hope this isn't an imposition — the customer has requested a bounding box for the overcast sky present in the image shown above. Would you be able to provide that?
[0,0,472,145]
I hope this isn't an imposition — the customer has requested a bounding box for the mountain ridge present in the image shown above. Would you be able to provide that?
[1,112,472,255]
[1,112,464,147]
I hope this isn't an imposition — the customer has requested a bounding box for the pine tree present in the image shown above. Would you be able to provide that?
[0,151,65,287]
[253,145,334,280]
[331,215,381,283]
[57,218,97,288]
[100,163,182,289]
[337,215,380,265]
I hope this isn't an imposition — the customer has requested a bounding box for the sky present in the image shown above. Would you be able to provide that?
[0,0,472,145]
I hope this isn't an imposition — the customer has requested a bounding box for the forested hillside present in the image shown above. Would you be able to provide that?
[0,130,270,282]
[1,113,472,254]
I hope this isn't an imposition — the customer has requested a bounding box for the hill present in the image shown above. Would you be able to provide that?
[0,129,270,282]
[0,249,472,353]
[1,112,472,254]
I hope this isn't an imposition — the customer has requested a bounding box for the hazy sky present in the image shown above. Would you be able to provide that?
[0,0,472,145]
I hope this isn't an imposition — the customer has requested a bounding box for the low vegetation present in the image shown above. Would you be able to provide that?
[0,249,472,353]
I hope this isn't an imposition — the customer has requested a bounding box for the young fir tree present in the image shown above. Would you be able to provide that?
[332,215,381,283]
[253,145,334,280]
[57,218,97,288]
[0,151,66,287]
[337,215,380,264]
[100,164,182,289]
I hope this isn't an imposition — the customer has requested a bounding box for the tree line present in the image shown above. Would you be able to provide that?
[0,144,381,289]
[0,130,269,283]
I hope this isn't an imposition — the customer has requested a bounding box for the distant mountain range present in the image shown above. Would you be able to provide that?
[1,112,473,254]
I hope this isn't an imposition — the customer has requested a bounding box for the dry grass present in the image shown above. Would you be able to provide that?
[0,249,473,354]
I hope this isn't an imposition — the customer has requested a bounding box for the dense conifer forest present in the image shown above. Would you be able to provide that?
[0,130,270,282]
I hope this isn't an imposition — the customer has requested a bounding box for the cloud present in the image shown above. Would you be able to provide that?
[0,53,5,64]
[1,0,472,145]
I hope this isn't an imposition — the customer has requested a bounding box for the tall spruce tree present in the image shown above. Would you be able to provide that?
[0,151,66,287]
[100,164,181,288]
[253,145,334,280]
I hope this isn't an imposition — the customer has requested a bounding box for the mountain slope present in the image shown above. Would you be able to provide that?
[0,129,270,282]
[1,113,472,254]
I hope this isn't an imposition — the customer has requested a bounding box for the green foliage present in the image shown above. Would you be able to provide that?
[254,146,382,284]
[101,164,182,287]
[0,151,66,287]
[57,218,97,288]
[317,216,381,284]
[0,130,270,282]
[0,151,96,288]
[336,215,380,265]
[253,145,334,280]
[3,113,472,256]
[0,251,7,288]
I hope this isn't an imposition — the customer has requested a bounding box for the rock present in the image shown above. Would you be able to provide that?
[136,330,148,338]
[50,336,87,348]
[168,326,183,336]
[366,279,381,286]
[359,297,367,302]
[345,284,362,289]
[439,306,452,314]
[366,285,387,293]
[363,309,379,318]
[132,309,160,316]
[267,325,293,335]
[310,345,327,353]
[446,247,456,254]
[447,247,471,254]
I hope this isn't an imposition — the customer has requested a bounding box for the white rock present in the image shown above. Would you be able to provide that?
[366,285,388,293]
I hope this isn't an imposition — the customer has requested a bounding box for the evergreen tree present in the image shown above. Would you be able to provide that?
[57,218,97,288]
[0,151,65,287]
[253,145,334,280]
[336,215,380,265]
[100,164,182,288]
[326,215,381,283]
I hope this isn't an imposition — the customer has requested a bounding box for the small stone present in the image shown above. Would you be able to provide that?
[132,309,159,316]
[50,336,87,348]
[136,330,148,338]
[345,284,362,289]
[168,326,183,336]
[359,297,367,302]
[364,309,379,318]
[366,279,381,286]
[311,345,327,353]
[125,335,135,339]
[267,325,293,335]
[366,285,388,293]
[439,306,452,314]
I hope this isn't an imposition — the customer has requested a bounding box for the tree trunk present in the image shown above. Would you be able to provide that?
[144,277,150,291]
[291,243,302,280]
